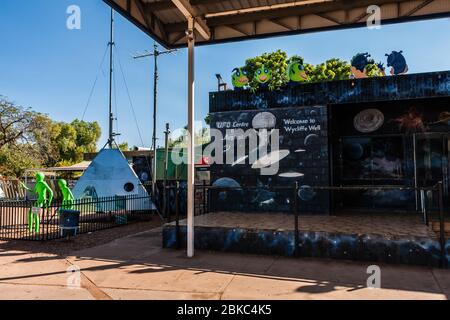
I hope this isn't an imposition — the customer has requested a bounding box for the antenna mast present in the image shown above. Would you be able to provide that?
[108,8,115,148]
[133,43,177,197]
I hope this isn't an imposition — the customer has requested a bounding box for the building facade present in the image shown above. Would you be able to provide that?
[209,71,450,214]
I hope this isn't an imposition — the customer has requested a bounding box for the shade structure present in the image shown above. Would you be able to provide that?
[104,0,450,49]
[102,0,450,258]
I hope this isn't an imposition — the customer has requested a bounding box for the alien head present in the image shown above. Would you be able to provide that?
[254,65,272,84]
[35,172,45,182]
[231,67,249,88]
[288,58,307,82]
[58,179,68,189]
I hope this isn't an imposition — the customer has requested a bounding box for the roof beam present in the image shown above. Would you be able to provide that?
[145,1,174,11]
[206,0,412,26]
[315,13,342,25]
[269,18,295,30]
[403,0,434,17]
[190,0,222,5]
[145,0,226,12]
[171,0,211,40]
[134,0,168,41]
[165,0,408,32]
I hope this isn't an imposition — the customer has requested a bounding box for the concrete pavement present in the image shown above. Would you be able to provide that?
[0,227,448,300]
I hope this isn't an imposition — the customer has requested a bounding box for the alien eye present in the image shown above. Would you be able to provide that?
[264,69,269,73]
[243,70,247,75]
[257,70,261,74]
[236,71,240,76]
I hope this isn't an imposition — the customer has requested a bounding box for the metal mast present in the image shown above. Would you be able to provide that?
[134,43,176,197]
[108,8,115,148]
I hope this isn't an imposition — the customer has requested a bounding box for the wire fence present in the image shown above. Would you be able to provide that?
[0,195,154,241]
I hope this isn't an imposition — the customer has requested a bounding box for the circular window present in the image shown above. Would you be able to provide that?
[124,182,135,193]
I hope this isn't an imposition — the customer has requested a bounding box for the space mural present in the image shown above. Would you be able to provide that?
[332,98,450,210]
[210,106,330,214]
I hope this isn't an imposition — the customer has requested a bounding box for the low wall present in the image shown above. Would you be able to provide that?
[163,224,449,268]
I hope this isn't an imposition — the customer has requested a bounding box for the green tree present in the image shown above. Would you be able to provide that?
[204,113,211,126]
[0,144,42,178]
[118,142,129,151]
[0,97,54,177]
[1,97,102,177]
[365,63,384,77]
[308,58,351,82]
[0,97,39,148]
[51,120,101,165]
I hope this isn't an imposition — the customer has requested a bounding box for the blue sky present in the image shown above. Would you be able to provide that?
[1,0,450,148]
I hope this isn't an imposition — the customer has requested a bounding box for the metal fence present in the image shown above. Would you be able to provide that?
[167,182,448,267]
[0,195,154,241]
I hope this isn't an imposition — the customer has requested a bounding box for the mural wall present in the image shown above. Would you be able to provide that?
[331,98,450,210]
[209,72,450,213]
[210,106,330,214]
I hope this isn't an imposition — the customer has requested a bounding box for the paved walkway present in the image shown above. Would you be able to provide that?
[0,227,449,300]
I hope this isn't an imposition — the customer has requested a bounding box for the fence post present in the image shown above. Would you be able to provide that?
[202,181,207,215]
[294,182,299,257]
[438,182,446,268]
[175,181,180,250]
[207,183,211,213]
[166,184,171,223]
[420,189,428,226]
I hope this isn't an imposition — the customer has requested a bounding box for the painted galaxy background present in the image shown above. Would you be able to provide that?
[210,107,330,214]
[331,98,450,210]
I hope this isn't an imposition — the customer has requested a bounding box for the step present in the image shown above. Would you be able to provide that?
[431,221,450,236]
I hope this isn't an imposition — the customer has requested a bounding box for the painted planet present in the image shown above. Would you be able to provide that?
[213,178,242,201]
[213,177,241,189]
[344,143,364,160]
[139,172,149,182]
[279,172,305,178]
[304,134,320,146]
[298,185,317,201]
[310,109,319,117]
[252,112,276,129]
[252,150,290,169]
[236,112,248,122]
[354,109,384,133]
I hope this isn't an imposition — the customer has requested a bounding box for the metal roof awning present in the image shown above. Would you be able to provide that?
[102,0,450,259]
[25,161,92,174]
[104,0,450,48]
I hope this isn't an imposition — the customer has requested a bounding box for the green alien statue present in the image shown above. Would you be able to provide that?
[231,67,249,90]
[254,64,272,85]
[253,64,273,91]
[58,179,75,210]
[287,58,308,83]
[21,172,54,233]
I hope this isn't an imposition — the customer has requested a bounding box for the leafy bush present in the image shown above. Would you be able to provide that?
[239,51,383,91]
[244,50,289,91]
[309,58,351,82]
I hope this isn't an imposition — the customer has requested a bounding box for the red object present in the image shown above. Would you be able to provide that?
[196,156,210,166]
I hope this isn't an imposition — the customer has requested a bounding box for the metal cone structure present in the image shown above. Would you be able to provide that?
[72,148,155,211]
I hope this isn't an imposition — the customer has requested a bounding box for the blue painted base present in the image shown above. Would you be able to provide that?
[163,225,449,268]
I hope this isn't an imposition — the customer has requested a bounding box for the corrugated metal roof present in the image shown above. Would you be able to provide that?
[104,0,450,48]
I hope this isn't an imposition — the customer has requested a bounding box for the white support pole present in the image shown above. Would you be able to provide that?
[186,17,195,258]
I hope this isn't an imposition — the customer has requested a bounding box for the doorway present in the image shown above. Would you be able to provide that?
[414,133,450,210]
